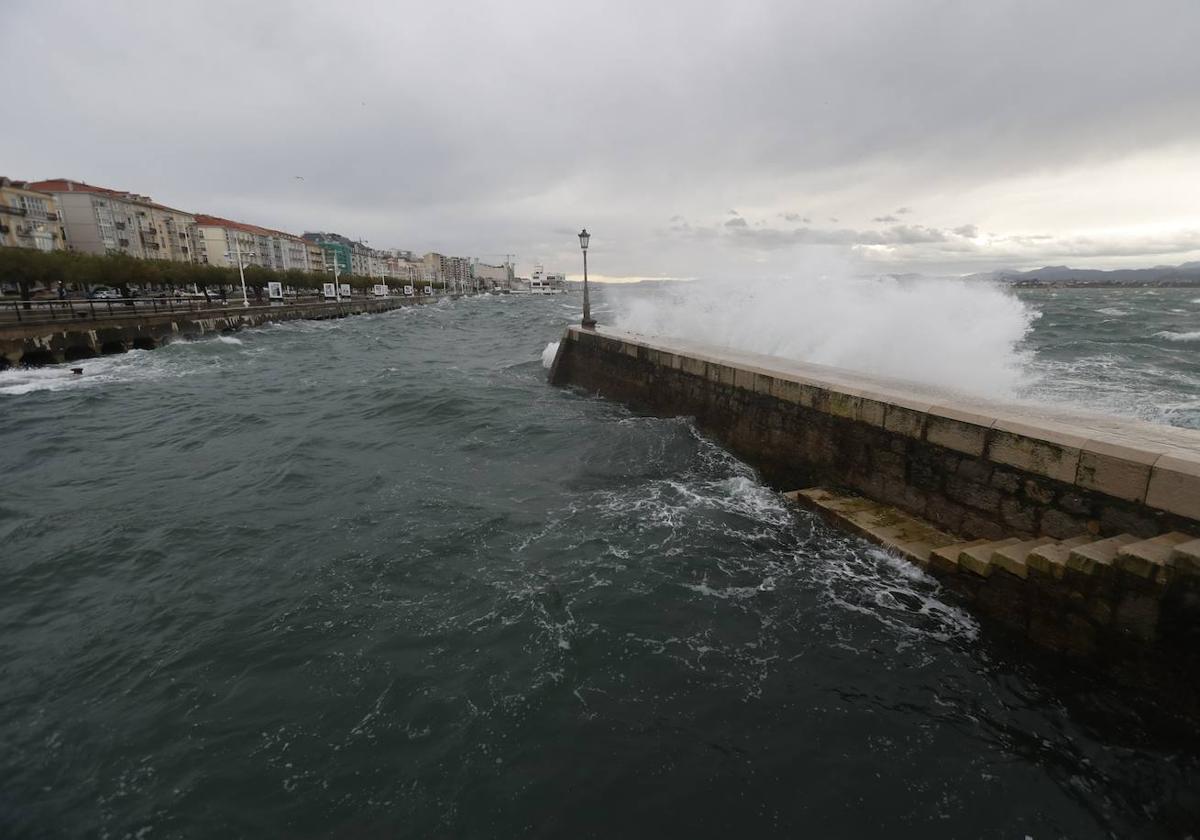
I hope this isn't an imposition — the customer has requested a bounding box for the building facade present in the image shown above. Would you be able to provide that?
[306,241,326,274]
[473,262,510,289]
[0,178,65,252]
[195,215,314,273]
[28,179,198,262]
[423,252,472,290]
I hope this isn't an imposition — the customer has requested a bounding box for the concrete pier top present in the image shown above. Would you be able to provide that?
[559,325,1200,521]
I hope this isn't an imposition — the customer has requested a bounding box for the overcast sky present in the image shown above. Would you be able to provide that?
[7,0,1200,280]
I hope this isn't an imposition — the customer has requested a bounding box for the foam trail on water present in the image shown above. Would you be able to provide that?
[610,274,1037,398]
[541,341,559,369]
[1155,330,1200,343]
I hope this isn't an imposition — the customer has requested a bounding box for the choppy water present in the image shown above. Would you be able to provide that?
[1019,287,1200,428]
[1,288,1198,838]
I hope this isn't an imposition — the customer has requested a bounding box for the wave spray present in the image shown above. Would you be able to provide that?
[608,273,1037,398]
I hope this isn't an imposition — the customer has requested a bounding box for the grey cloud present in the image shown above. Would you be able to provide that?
[896,207,913,215]
[953,224,979,237]
[872,215,899,223]
[725,217,748,228]
[719,222,950,249]
[5,1,1200,277]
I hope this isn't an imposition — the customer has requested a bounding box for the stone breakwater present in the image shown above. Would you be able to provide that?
[0,296,449,368]
[549,325,1200,661]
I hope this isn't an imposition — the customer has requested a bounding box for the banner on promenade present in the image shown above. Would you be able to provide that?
[268,282,283,300]
[373,284,388,297]
[339,283,351,298]
[404,285,414,296]
[323,283,336,300]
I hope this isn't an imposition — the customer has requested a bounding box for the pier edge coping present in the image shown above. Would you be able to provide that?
[561,325,1200,521]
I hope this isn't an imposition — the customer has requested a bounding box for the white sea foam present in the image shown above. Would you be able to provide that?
[216,335,244,345]
[1154,330,1200,342]
[541,341,560,369]
[610,272,1036,398]
[1097,307,1127,316]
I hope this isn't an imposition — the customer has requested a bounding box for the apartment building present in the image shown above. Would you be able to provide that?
[0,178,65,252]
[302,232,360,276]
[194,215,263,269]
[195,215,314,273]
[473,262,510,289]
[423,252,472,289]
[28,179,198,262]
[305,241,326,274]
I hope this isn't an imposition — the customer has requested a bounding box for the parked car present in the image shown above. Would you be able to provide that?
[90,287,120,300]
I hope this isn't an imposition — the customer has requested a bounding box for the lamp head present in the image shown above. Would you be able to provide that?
[578,228,590,251]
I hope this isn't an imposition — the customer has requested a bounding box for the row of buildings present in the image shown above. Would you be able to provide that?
[0,176,515,291]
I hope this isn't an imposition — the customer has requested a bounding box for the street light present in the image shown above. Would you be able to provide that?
[578,228,595,329]
[326,252,343,302]
[224,236,255,308]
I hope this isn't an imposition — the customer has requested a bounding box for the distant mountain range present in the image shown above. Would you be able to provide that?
[962,262,1200,287]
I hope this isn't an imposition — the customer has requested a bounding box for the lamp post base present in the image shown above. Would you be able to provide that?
[581,318,597,330]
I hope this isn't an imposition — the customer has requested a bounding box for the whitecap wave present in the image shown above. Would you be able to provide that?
[541,341,559,369]
[1154,330,1200,342]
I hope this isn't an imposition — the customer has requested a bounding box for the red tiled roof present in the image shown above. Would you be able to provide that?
[194,214,304,241]
[30,180,304,241]
[29,178,190,215]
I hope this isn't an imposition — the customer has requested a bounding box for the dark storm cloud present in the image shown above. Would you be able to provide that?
[4,0,1200,276]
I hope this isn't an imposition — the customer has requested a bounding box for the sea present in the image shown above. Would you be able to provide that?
[1,283,1198,838]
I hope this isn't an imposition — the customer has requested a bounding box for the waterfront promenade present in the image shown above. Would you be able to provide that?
[0,293,450,368]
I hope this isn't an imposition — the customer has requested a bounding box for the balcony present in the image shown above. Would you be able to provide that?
[0,205,27,217]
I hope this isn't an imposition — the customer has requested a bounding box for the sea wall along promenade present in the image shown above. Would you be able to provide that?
[549,325,1200,657]
[0,296,451,368]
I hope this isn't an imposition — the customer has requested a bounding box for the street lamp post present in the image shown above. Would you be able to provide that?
[226,236,253,308]
[328,253,342,302]
[578,228,595,328]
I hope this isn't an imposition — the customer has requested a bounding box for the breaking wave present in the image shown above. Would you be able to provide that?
[609,273,1036,398]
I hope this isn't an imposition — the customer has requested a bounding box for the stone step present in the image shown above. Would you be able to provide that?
[958,538,1022,577]
[1026,536,1095,579]
[787,488,958,565]
[1169,538,1200,573]
[1115,532,1194,579]
[992,538,1058,579]
[1067,534,1140,576]
[929,539,991,576]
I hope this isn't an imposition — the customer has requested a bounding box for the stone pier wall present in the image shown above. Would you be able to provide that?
[549,326,1200,540]
[550,326,1200,671]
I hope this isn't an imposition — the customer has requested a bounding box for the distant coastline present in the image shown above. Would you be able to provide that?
[1008,279,1200,289]
[964,260,1200,289]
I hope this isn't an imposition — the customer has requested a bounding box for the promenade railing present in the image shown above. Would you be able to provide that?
[0,295,419,328]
